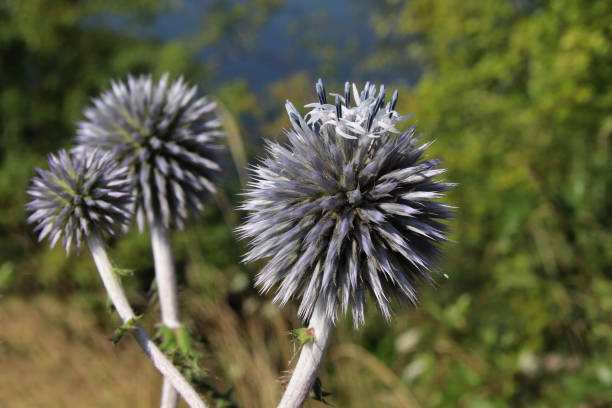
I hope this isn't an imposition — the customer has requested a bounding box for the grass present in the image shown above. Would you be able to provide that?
[0,296,159,407]
[0,288,421,408]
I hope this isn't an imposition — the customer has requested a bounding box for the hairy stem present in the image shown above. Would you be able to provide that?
[87,232,207,408]
[150,219,181,408]
[278,296,334,408]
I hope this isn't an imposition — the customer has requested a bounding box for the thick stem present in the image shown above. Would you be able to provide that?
[278,296,334,408]
[150,219,181,408]
[87,233,207,408]
[150,220,181,329]
[161,379,179,408]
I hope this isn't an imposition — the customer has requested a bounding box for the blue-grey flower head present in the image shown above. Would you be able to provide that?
[238,79,454,327]
[26,149,133,253]
[75,73,224,230]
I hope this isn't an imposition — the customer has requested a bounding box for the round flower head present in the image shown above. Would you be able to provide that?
[26,149,133,253]
[75,73,224,230]
[238,79,454,327]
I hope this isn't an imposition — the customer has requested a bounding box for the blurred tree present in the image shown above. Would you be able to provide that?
[362,0,612,406]
[0,0,207,293]
[0,0,278,295]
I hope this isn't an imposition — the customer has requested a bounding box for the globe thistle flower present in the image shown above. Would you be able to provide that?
[75,74,224,406]
[25,150,209,408]
[75,73,224,230]
[25,149,133,253]
[239,79,454,328]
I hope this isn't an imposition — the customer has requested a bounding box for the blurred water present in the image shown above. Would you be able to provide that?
[86,0,417,94]
[154,0,377,88]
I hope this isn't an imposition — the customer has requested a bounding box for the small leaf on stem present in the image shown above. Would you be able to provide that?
[291,327,315,345]
[106,296,115,315]
[177,325,196,357]
[157,324,177,353]
[112,267,135,277]
[111,315,142,344]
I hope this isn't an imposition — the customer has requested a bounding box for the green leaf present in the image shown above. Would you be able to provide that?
[157,324,177,353]
[291,327,315,345]
[112,267,134,277]
[105,296,115,315]
[111,316,141,344]
[177,325,195,357]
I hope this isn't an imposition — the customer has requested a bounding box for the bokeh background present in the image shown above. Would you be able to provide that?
[1,0,611,407]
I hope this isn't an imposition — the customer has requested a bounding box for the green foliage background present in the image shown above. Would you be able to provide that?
[1,0,611,407]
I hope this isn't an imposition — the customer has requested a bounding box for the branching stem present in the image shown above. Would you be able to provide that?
[87,232,207,408]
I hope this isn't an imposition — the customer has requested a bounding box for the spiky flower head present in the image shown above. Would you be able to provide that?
[75,73,224,230]
[238,79,454,327]
[26,149,133,253]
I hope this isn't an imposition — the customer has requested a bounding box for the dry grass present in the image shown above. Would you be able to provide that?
[0,296,161,408]
[0,293,416,408]
[330,344,421,408]
[187,296,283,408]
